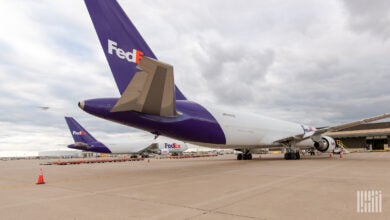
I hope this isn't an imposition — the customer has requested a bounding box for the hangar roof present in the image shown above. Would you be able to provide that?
[326,122,390,138]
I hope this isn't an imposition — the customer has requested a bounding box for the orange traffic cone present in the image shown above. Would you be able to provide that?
[36,168,45,184]
[147,159,150,163]
[340,152,343,159]
[329,153,333,158]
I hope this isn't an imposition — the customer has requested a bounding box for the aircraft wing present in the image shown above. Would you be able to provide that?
[313,113,390,135]
[110,57,177,117]
[273,135,305,145]
[274,113,390,145]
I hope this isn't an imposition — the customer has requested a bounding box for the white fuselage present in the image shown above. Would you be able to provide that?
[189,106,314,149]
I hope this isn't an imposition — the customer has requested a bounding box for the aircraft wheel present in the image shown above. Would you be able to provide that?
[247,153,252,160]
[237,154,243,160]
[290,152,296,160]
[296,152,300,160]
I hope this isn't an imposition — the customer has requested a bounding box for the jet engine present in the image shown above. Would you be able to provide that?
[313,136,336,153]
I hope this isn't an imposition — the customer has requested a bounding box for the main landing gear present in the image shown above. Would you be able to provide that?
[237,150,252,160]
[284,148,300,160]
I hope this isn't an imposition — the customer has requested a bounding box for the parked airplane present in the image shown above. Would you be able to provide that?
[65,117,188,156]
[79,0,390,160]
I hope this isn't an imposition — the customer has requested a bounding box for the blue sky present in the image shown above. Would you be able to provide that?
[0,0,389,153]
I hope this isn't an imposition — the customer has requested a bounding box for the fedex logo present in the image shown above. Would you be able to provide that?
[301,125,316,134]
[72,130,86,136]
[164,143,181,149]
[108,39,144,64]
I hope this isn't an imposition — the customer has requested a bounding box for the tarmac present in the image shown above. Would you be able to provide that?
[0,152,389,220]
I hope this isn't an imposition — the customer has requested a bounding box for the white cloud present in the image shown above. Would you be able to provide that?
[342,0,390,40]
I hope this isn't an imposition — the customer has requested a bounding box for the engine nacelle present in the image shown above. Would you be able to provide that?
[313,136,336,153]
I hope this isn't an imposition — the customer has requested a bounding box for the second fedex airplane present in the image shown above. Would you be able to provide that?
[79,0,389,160]
[65,117,188,156]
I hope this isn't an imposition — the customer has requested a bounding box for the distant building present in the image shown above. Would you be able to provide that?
[38,150,82,158]
[327,122,390,150]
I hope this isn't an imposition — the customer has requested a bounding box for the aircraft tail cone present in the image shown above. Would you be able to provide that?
[36,169,45,185]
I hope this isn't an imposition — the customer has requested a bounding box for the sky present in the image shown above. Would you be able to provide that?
[0,0,389,153]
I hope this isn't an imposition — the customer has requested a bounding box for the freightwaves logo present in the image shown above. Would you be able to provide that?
[108,39,144,64]
[72,131,86,136]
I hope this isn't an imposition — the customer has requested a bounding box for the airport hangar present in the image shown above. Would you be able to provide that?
[326,122,390,150]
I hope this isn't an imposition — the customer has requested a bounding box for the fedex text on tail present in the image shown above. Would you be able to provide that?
[108,39,144,64]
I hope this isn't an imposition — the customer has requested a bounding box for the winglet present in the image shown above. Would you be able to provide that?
[110,57,177,117]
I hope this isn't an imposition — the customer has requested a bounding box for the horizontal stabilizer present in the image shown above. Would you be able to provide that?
[110,57,177,117]
[73,142,91,149]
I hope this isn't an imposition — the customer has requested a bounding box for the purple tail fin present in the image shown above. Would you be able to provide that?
[65,117,97,143]
[65,117,112,154]
[84,0,186,100]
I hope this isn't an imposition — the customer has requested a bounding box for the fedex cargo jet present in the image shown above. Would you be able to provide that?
[79,0,389,160]
[65,117,188,156]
